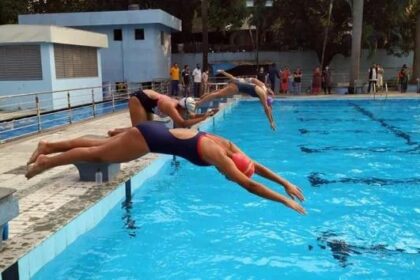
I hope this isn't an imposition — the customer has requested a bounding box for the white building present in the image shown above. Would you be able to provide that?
[19,9,182,86]
[0,24,107,111]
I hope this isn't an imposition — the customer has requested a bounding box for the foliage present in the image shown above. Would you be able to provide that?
[0,0,418,67]
[362,0,418,57]
[0,0,27,24]
[208,0,249,31]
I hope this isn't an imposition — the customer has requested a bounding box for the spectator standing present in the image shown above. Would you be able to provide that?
[312,67,322,94]
[268,63,280,93]
[170,63,180,96]
[181,65,191,97]
[293,67,303,95]
[192,64,202,98]
[202,69,209,95]
[377,64,384,91]
[280,67,290,94]
[398,64,409,93]
[257,67,266,83]
[322,65,332,94]
[367,64,377,93]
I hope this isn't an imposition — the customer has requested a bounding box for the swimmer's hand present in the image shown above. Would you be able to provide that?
[285,199,306,215]
[270,121,276,131]
[206,108,219,117]
[217,69,224,73]
[285,183,305,202]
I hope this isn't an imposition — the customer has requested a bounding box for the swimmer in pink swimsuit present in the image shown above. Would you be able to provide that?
[26,121,306,215]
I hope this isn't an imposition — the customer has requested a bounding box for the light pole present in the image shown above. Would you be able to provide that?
[246,0,273,70]
[202,0,209,72]
[320,0,334,71]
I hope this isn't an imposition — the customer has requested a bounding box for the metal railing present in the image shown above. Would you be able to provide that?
[205,69,420,95]
[0,80,170,143]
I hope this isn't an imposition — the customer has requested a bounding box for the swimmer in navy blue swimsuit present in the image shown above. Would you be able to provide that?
[232,79,259,97]
[136,121,210,166]
[27,121,305,214]
[196,70,276,130]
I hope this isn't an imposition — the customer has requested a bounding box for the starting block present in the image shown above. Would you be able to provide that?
[0,187,19,248]
[73,135,121,182]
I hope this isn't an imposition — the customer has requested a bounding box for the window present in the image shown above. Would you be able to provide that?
[0,45,42,81]
[54,44,98,79]
[114,29,122,41]
[135,29,144,40]
[161,31,165,45]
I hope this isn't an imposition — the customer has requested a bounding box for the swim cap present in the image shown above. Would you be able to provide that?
[267,96,274,107]
[179,97,196,114]
[231,153,255,178]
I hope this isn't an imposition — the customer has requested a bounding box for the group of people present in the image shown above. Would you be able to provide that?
[264,64,333,95]
[26,69,306,215]
[170,63,209,98]
[368,63,413,93]
[311,66,333,95]
[264,63,414,95]
[367,63,385,93]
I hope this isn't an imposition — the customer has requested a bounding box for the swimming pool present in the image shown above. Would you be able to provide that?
[33,99,419,279]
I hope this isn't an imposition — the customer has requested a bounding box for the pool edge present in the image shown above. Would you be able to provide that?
[9,97,240,280]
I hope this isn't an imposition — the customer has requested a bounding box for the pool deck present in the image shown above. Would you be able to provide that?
[0,92,418,276]
[0,110,161,275]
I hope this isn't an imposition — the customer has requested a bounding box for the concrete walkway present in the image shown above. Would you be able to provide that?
[0,110,159,273]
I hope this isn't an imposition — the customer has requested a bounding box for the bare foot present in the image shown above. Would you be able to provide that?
[26,155,48,179]
[27,140,48,165]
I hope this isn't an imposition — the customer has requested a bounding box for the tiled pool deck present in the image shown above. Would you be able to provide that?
[0,110,166,279]
[0,92,417,279]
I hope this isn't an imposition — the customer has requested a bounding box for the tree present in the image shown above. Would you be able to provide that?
[362,0,419,83]
[202,0,209,71]
[414,10,420,83]
[266,0,353,65]
[349,0,364,89]
[0,0,27,24]
[208,0,248,32]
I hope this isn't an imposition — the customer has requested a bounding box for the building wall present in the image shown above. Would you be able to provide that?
[173,51,319,93]
[0,43,104,112]
[0,43,53,111]
[173,49,414,91]
[329,49,414,82]
[80,24,172,85]
[50,49,103,110]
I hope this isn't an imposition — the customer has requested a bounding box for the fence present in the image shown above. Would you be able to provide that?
[0,80,170,143]
[205,68,419,95]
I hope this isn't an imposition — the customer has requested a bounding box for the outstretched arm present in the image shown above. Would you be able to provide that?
[253,162,304,202]
[202,146,306,214]
[167,106,215,128]
[252,86,275,130]
[217,70,237,81]
[223,141,303,202]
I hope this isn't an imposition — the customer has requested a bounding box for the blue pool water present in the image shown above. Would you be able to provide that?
[34,99,419,279]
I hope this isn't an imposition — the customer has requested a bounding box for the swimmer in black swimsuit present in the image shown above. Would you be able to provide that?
[108,89,218,136]
[197,70,276,130]
[26,121,305,215]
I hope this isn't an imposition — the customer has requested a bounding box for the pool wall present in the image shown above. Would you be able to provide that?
[17,155,170,280]
[7,97,239,280]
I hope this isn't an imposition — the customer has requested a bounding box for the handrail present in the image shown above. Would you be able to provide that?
[0,86,105,100]
[0,79,171,143]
